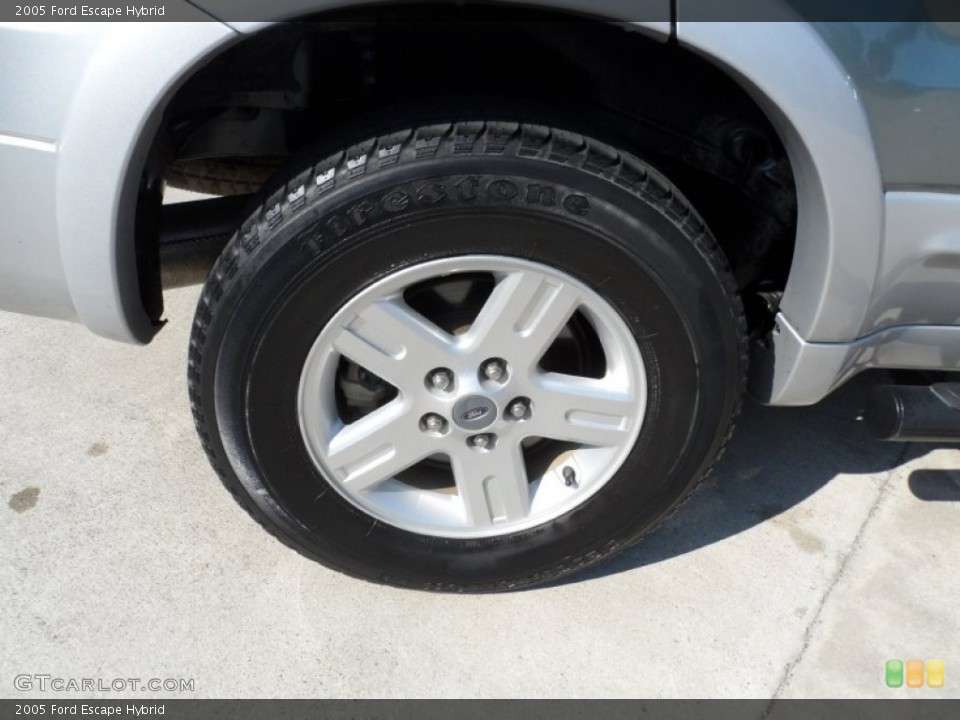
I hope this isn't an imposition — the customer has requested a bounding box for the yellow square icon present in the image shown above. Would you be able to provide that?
[927,660,945,688]
[906,659,924,688]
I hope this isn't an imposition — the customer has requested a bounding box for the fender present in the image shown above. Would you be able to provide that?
[55,13,236,343]
[61,1,886,352]
[676,15,885,343]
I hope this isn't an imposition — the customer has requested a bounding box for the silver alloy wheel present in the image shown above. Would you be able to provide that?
[298,255,647,538]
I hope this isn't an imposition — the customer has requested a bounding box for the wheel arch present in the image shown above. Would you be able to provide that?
[93,3,882,354]
[676,20,885,343]
[55,18,239,343]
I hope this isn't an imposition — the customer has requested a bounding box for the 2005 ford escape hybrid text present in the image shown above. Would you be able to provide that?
[2,4,959,591]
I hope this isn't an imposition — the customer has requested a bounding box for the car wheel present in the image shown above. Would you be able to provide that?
[188,120,747,591]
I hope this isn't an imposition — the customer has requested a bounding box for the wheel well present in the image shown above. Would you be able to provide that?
[146,4,797,333]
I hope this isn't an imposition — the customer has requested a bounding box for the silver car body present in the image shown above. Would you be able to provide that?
[1,3,959,406]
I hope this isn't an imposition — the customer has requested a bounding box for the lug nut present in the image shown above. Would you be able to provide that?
[509,400,528,419]
[422,414,445,433]
[482,359,506,382]
[470,434,492,450]
[429,369,454,392]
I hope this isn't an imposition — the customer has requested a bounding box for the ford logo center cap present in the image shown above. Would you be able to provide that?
[452,395,498,431]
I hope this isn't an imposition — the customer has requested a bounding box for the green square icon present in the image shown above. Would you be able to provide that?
[886,659,904,688]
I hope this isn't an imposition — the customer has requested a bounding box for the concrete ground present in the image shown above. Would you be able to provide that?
[2,258,959,699]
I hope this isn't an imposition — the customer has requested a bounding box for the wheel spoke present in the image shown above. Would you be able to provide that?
[450,442,530,527]
[464,271,581,371]
[332,298,454,388]
[528,373,639,447]
[325,400,429,491]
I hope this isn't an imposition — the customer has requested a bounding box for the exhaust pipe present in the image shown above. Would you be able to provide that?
[159,195,254,289]
[865,383,960,443]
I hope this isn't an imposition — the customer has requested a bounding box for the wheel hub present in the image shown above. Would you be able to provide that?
[452,394,499,431]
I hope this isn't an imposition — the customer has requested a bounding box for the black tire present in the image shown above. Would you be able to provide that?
[188,120,747,592]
